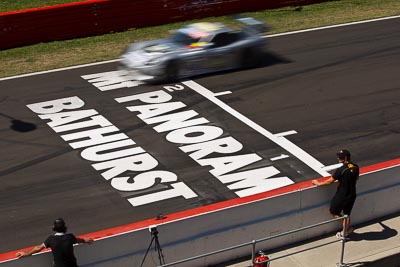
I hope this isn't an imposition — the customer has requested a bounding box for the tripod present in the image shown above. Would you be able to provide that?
[140,229,165,267]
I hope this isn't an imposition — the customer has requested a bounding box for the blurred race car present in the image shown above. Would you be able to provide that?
[119,17,268,82]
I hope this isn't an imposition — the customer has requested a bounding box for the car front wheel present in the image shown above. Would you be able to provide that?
[165,60,180,82]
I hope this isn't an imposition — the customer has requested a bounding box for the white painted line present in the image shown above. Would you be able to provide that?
[2,15,399,81]
[125,70,154,81]
[182,80,330,177]
[270,154,290,161]
[275,130,297,137]
[322,163,343,172]
[213,91,232,97]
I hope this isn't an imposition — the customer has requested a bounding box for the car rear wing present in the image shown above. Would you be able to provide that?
[234,16,269,34]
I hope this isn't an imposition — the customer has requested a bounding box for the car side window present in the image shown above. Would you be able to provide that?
[210,32,240,48]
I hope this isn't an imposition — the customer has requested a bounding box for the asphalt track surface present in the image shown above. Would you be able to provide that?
[0,17,399,254]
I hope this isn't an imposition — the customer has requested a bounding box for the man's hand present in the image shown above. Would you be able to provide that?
[16,251,28,258]
[84,238,94,244]
[15,244,45,258]
[77,237,94,244]
[312,179,319,186]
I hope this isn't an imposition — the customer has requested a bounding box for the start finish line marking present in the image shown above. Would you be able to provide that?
[182,80,330,177]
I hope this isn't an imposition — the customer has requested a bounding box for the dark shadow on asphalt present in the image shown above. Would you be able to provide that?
[349,222,398,242]
[0,112,37,132]
[261,51,292,67]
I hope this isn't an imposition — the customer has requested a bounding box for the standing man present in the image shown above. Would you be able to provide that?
[312,149,359,238]
[16,218,93,266]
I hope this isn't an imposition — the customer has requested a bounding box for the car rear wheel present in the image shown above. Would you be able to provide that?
[240,48,260,69]
[165,60,180,82]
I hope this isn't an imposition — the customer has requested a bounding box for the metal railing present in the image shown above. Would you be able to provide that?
[159,215,348,267]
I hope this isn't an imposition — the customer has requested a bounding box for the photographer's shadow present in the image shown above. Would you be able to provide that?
[350,222,397,242]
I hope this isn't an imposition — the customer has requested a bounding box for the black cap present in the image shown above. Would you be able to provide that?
[336,149,351,160]
[53,218,67,233]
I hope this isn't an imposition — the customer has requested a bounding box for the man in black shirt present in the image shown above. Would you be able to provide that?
[16,218,93,266]
[312,149,359,238]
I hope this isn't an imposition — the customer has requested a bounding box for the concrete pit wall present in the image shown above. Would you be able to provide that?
[1,159,399,267]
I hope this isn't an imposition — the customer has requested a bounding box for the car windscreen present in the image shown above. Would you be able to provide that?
[170,30,201,46]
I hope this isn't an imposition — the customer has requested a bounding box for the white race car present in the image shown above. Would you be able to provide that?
[119,17,268,82]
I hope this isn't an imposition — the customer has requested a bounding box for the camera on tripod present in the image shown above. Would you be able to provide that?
[140,225,165,267]
[148,225,158,235]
